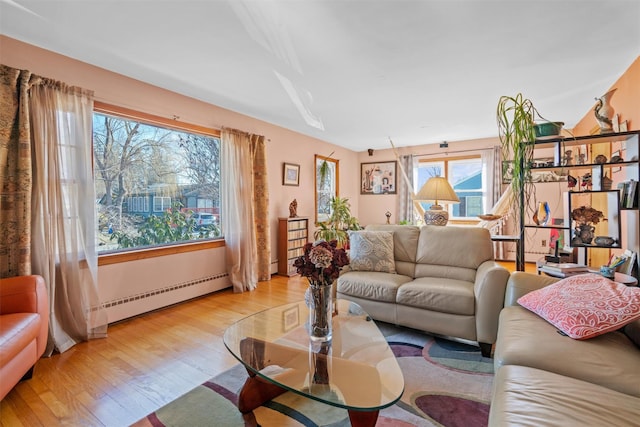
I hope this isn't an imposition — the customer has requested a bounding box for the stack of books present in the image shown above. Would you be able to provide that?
[618,180,638,208]
[539,262,589,277]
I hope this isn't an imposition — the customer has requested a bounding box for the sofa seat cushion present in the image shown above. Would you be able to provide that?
[396,277,475,315]
[0,313,40,363]
[495,306,640,397]
[337,271,412,303]
[490,365,640,427]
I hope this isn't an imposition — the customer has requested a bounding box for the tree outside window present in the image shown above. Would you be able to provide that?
[93,112,221,253]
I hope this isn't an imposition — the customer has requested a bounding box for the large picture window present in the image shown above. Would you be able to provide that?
[417,156,485,220]
[93,105,222,254]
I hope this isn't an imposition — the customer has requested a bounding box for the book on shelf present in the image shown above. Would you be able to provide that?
[626,180,637,208]
[540,262,589,273]
[618,179,638,208]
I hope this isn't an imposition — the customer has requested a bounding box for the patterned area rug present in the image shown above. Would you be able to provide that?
[132,323,493,426]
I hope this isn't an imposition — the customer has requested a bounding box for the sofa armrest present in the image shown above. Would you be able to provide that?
[0,275,49,357]
[504,271,559,307]
[473,261,510,344]
[0,275,47,315]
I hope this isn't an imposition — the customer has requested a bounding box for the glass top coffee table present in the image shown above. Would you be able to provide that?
[223,299,404,427]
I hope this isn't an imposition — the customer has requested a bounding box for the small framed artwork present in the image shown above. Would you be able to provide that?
[283,305,299,332]
[361,161,397,195]
[283,162,300,186]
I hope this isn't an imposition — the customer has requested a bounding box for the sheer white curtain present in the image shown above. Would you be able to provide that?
[29,78,107,354]
[398,154,417,223]
[481,146,502,213]
[481,145,508,258]
[221,129,270,292]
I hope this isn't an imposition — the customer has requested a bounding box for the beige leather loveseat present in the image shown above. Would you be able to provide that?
[490,272,640,426]
[336,224,510,357]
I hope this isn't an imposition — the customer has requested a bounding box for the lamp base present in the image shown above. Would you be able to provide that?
[424,204,449,226]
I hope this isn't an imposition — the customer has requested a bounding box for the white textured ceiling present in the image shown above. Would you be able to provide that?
[1,0,639,151]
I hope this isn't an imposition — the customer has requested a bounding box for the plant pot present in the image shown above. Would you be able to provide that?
[534,122,564,138]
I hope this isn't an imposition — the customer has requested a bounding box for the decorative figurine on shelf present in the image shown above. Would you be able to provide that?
[562,150,573,166]
[385,211,392,224]
[567,174,577,190]
[289,199,298,218]
[595,154,608,164]
[532,201,551,226]
[577,152,586,165]
[610,154,624,163]
[594,88,617,134]
[581,173,592,191]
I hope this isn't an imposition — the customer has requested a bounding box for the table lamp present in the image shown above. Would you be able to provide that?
[415,176,460,225]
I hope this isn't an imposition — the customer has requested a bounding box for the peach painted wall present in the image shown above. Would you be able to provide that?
[355,136,502,226]
[0,35,358,320]
[571,55,639,270]
[572,55,640,136]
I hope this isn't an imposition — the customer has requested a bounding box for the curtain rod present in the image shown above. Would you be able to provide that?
[414,147,494,158]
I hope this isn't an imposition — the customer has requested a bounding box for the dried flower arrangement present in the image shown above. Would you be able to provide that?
[293,240,349,286]
[571,205,604,225]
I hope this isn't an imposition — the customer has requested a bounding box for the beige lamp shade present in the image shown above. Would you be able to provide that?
[415,177,460,225]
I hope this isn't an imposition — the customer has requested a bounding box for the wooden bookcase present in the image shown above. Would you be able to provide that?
[278,217,309,276]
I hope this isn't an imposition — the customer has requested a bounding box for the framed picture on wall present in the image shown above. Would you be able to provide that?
[283,162,300,186]
[360,161,397,195]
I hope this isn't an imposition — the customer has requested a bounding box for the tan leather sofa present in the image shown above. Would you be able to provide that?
[490,272,640,426]
[0,275,49,400]
[336,224,510,357]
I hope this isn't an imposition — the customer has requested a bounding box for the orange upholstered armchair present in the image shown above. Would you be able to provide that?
[0,275,49,400]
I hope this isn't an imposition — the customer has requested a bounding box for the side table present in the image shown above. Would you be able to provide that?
[536,261,638,286]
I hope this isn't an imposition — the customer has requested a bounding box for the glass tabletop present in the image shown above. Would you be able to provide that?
[223,299,404,411]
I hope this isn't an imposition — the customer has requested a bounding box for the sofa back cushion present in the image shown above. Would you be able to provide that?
[415,226,493,281]
[365,225,420,277]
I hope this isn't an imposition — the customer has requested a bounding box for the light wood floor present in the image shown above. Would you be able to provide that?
[0,262,531,426]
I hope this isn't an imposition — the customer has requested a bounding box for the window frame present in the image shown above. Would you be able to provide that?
[417,154,485,223]
[94,102,224,266]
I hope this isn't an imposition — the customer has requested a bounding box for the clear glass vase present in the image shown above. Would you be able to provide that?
[307,283,333,342]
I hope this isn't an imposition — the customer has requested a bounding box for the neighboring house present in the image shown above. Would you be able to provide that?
[122,183,219,219]
[452,171,483,218]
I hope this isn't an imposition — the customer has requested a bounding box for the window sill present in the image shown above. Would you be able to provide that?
[98,239,225,266]
[449,219,481,226]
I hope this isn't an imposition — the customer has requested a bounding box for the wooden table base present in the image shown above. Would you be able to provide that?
[237,369,380,427]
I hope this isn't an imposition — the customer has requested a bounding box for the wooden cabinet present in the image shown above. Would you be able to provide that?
[516,131,639,275]
[278,217,309,276]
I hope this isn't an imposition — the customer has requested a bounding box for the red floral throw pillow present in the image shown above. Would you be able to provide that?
[517,273,640,339]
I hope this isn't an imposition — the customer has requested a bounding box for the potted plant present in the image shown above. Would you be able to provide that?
[314,196,361,247]
[497,93,543,268]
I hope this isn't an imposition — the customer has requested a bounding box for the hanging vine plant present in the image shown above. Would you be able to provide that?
[496,93,540,228]
[318,151,335,189]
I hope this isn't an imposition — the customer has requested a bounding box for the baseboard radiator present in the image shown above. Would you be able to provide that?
[101,273,230,323]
